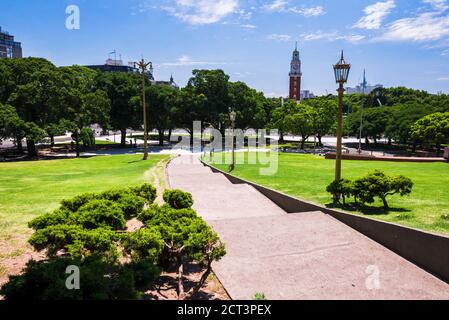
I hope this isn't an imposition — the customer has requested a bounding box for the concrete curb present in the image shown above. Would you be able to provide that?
[200,159,449,284]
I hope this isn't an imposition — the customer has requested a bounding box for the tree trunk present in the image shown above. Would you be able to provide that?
[318,135,323,147]
[167,129,172,143]
[300,136,306,150]
[381,197,389,210]
[279,131,284,144]
[26,139,38,158]
[158,129,164,146]
[50,135,55,148]
[365,137,370,146]
[120,129,127,147]
[387,138,392,146]
[412,141,417,153]
[16,139,23,153]
[177,256,185,300]
[76,138,80,158]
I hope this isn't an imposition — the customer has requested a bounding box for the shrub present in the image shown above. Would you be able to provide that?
[60,193,96,212]
[130,184,157,203]
[80,128,95,147]
[28,224,118,260]
[122,228,163,263]
[353,170,413,210]
[28,208,73,231]
[254,292,267,300]
[116,194,145,219]
[326,179,353,205]
[76,200,126,230]
[0,256,147,300]
[163,189,193,209]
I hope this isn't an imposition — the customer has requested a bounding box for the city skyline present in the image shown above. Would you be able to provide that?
[1,0,449,96]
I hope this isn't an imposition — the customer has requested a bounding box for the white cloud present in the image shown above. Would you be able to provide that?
[161,0,239,25]
[301,31,365,43]
[241,24,257,29]
[263,0,288,12]
[423,0,449,11]
[289,6,325,17]
[437,76,449,80]
[354,0,396,30]
[442,48,449,55]
[267,34,292,41]
[382,12,449,41]
[160,55,225,67]
[263,1,325,17]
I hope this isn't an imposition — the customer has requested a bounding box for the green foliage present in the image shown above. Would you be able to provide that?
[254,292,267,300]
[326,179,353,205]
[0,256,158,300]
[163,189,194,209]
[122,228,164,263]
[4,182,225,300]
[79,128,95,147]
[75,200,126,230]
[130,183,157,204]
[411,112,449,151]
[60,192,97,212]
[328,170,414,210]
[28,208,73,231]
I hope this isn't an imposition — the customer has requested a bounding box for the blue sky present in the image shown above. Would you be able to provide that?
[1,0,449,96]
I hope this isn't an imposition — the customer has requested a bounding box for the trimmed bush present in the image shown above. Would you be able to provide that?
[116,194,145,219]
[122,228,163,263]
[326,170,414,210]
[0,256,151,300]
[60,193,96,212]
[28,208,73,231]
[130,184,157,204]
[326,179,353,205]
[163,189,193,209]
[76,200,126,230]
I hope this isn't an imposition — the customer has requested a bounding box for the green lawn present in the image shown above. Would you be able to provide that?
[207,152,449,235]
[0,154,169,240]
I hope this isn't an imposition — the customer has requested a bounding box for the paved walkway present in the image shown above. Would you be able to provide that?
[167,155,449,300]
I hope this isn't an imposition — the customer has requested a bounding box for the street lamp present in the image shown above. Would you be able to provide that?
[134,59,152,160]
[229,110,237,172]
[333,50,351,182]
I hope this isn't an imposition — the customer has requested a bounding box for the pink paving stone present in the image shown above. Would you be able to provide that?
[167,155,449,300]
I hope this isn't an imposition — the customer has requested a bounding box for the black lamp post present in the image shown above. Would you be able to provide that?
[333,51,351,182]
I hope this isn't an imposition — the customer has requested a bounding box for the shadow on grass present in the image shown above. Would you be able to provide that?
[325,202,411,216]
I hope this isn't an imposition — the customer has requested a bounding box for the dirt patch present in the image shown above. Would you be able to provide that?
[145,263,230,300]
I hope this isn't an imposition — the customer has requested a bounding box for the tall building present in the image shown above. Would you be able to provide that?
[0,27,22,58]
[289,43,302,101]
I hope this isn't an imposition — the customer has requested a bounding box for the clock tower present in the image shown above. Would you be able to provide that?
[289,43,302,101]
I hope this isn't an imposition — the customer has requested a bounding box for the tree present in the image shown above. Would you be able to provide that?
[148,84,178,146]
[60,66,111,157]
[186,69,230,136]
[96,72,141,146]
[268,99,296,143]
[353,170,413,210]
[4,58,63,157]
[304,97,337,146]
[411,112,449,154]
[228,81,268,130]
[172,88,207,149]
[137,190,225,300]
[284,103,315,149]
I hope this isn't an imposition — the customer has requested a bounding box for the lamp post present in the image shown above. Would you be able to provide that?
[135,58,152,161]
[229,110,236,172]
[333,51,351,182]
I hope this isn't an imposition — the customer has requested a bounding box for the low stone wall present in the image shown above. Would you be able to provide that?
[325,152,448,163]
[202,160,449,284]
